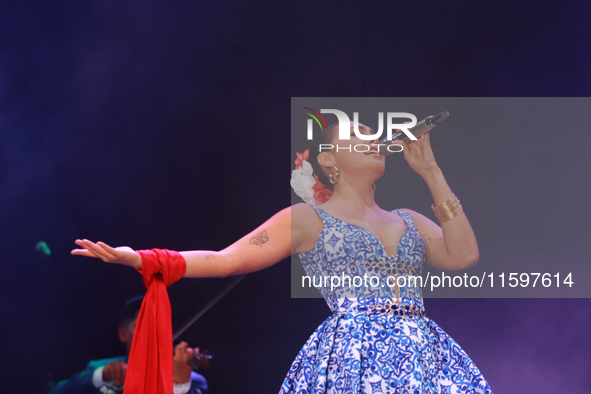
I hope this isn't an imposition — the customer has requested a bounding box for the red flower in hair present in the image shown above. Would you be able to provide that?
[294,149,310,169]
[312,175,332,204]
[291,149,333,206]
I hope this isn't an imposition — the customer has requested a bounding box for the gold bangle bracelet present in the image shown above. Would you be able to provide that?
[431,194,463,223]
[432,200,462,215]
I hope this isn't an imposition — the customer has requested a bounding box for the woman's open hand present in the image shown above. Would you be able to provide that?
[71,239,142,270]
[394,130,439,178]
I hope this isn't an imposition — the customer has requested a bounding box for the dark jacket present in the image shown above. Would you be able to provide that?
[48,356,208,394]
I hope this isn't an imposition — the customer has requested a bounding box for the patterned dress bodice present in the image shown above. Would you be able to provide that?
[283,206,493,393]
[298,205,427,313]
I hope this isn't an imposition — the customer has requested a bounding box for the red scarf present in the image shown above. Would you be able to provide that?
[123,249,186,394]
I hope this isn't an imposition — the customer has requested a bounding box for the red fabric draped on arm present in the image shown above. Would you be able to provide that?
[123,249,186,394]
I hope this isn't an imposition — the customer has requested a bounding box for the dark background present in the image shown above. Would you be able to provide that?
[1,1,590,393]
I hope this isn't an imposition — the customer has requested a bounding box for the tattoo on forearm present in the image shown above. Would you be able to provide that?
[205,252,212,260]
[249,229,269,247]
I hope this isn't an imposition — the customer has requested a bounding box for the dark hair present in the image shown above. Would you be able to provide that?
[118,295,143,327]
[309,123,339,191]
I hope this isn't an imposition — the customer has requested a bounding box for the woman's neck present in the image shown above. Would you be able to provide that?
[328,177,376,211]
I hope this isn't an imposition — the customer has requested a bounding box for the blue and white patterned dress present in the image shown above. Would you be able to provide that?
[280,206,492,394]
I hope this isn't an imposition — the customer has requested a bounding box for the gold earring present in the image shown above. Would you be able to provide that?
[328,165,340,185]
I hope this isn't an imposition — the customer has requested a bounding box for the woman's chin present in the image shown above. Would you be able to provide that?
[361,165,385,180]
[365,159,386,172]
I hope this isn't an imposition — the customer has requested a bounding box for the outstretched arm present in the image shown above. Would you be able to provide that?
[180,206,292,277]
[72,206,301,278]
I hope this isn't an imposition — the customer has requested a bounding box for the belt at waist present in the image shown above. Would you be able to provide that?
[335,299,426,318]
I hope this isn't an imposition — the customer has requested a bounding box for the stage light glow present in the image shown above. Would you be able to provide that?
[35,241,51,257]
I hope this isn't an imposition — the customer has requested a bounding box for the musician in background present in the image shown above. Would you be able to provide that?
[48,296,208,394]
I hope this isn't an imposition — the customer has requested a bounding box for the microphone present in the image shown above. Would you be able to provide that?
[378,111,450,156]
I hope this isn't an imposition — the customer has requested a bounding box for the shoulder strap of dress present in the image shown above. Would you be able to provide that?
[310,204,328,223]
[392,209,417,230]
[298,205,326,258]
